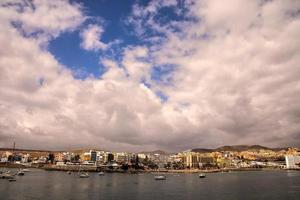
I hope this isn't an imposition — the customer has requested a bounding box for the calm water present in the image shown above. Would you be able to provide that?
[1,169,300,200]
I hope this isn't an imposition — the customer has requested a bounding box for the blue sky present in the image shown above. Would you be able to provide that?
[49,0,136,78]
[48,0,183,81]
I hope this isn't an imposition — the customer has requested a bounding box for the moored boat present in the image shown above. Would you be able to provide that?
[154,175,166,180]
[98,172,104,176]
[79,172,89,178]
[199,173,206,178]
[17,169,25,176]
[1,173,15,179]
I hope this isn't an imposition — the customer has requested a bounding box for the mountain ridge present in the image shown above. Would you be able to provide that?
[0,145,294,154]
[191,145,291,153]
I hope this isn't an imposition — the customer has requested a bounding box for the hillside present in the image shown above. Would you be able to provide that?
[191,145,290,152]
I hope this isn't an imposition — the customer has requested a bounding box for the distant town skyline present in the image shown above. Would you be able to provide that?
[1,143,298,152]
[1,0,300,151]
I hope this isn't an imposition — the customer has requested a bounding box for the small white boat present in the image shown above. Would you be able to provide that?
[98,172,104,176]
[79,172,89,178]
[199,173,206,178]
[22,169,30,172]
[67,171,72,175]
[154,175,166,180]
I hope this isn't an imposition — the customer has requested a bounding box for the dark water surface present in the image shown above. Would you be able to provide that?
[1,169,300,200]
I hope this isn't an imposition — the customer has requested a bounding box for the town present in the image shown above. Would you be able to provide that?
[1,145,299,173]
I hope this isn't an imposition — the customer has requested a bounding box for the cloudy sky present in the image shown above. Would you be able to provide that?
[0,0,300,151]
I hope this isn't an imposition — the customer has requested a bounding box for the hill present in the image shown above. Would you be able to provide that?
[191,145,290,152]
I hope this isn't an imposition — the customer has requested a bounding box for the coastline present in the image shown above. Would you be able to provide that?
[1,163,299,173]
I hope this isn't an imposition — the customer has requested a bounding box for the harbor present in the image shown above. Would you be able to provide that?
[1,168,299,200]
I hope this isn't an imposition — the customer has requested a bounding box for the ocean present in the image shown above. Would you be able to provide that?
[0,169,299,200]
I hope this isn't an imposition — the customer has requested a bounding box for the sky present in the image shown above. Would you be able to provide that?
[0,0,300,152]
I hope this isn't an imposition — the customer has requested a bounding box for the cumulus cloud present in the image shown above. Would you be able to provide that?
[0,0,300,151]
[150,0,300,148]
[80,24,107,51]
[0,0,84,43]
[122,46,150,81]
[0,0,165,151]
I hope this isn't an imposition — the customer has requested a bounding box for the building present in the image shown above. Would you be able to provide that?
[81,152,91,161]
[217,158,232,168]
[178,151,215,168]
[116,152,128,163]
[107,152,114,163]
[91,151,97,162]
[198,156,215,168]
[63,152,72,162]
[21,154,31,163]
[285,155,300,169]
[186,153,199,168]
[138,153,146,160]
[0,157,8,163]
[54,153,64,162]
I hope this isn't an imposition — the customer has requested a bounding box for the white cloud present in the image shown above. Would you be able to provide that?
[122,46,150,81]
[0,0,84,43]
[80,24,107,51]
[190,0,260,32]
[0,0,300,152]
[149,0,300,148]
[0,0,166,151]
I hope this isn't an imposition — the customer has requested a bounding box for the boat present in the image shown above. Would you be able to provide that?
[67,171,72,175]
[22,169,30,172]
[79,172,89,178]
[98,172,104,176]
[17,169,25,176]
[199,173,206,178]
[8,178,17,182]
[1,172,15,179]
[154,175,166,180]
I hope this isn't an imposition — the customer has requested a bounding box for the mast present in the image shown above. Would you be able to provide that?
[13,141,15,152]
[12,141,16,162]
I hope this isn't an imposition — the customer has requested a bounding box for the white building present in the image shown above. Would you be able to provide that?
[21,154,31,163]
[285,155,300,169]
[137,153,146,160]
[116,152,128,163]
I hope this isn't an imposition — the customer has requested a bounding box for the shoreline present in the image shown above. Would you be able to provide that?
[1,163,299,173]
